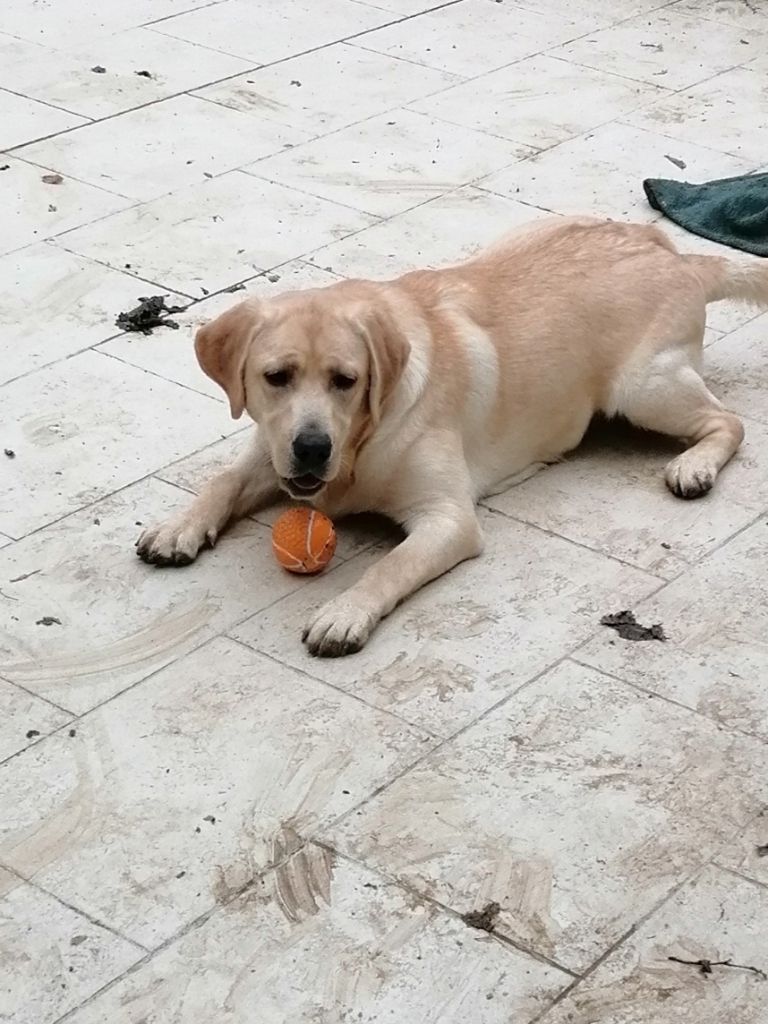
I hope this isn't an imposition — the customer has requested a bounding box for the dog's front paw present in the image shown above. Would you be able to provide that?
[136,516,216,567]
[302,595,378,657]
[665,453,716,500]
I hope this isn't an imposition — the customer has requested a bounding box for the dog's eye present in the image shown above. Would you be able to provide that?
[331,373,356,391]
[264,369,292,388]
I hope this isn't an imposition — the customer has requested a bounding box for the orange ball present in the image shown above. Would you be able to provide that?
[271,507,337,575]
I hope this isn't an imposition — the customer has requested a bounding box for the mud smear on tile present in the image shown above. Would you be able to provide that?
[271,844,335,924]
[115,296,187,335]
[1,602,213,684]
[601,610,666,642]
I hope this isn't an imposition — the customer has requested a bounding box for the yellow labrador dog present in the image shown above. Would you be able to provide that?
[137,216,768,656]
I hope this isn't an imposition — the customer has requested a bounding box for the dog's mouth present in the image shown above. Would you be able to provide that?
[282,473,326,498]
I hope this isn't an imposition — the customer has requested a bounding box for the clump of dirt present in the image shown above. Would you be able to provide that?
[36,616,61,626]
[116,295,186,334]
[600,610,666,642]
[462,901,501,933]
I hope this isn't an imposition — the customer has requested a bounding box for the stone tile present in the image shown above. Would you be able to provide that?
[58,172,375,297]
[0,868,142,1024]
[0,88,87,150]
[577,517,768,742]
[0,350,235,537]
[554,10,763,90]
[410,56,666,150]
[156,432,396,563]
[61,853,569,1024]
[356,0,585,76]
[195,42,460,134]
[0,243,186,386]
[484,417,768,579]
[0,679,71,762]
[482,123,753,220]
[233,509,656,735]
[625,66,768,165]
[152,0,391,63]
[17,96,306,201]
[650,222,764,334]
[322,661,768,973]
[506,0,672,27]
[0,477,305,712]
[0,27,252,120]
[249,110,529,218]
[0,0,217,47]
[706,313,768,427]
[352,0,455,12]
[543,866,768,1023]
[0,156,131,257]
[673,0,768,33]
[307,186,553,278]
[0,637,432,947]
[717,809,768,887]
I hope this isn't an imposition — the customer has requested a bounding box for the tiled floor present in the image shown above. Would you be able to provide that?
[1,1,767,1021]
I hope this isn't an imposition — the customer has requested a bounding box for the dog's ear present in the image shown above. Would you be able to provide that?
[359,306,411,425]
[194,301,262,419]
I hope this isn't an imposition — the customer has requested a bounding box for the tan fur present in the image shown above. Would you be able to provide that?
[137,216,768,656]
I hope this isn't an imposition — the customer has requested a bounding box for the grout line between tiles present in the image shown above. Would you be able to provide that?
[0,671,73,718]
[48,840,304,1024]
[2,862,149,953]
[530,868,706,1023]
[314,840,582,979]
[228,637,441,739]
[568,657,768,746]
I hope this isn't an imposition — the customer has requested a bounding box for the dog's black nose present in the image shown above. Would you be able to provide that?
[292,431,332,473]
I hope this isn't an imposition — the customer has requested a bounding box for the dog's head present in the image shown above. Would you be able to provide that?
[195,282,410,499]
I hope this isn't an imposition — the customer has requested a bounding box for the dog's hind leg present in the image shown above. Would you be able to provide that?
[614,346,744,499]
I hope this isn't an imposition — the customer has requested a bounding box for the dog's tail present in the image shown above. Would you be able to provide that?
[684,253,768,308]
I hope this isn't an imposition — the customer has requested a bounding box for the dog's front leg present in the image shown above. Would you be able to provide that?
[137,429,279,566]
[303,503,483,657]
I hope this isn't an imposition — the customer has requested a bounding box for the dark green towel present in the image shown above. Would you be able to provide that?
[643,172,768,257]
